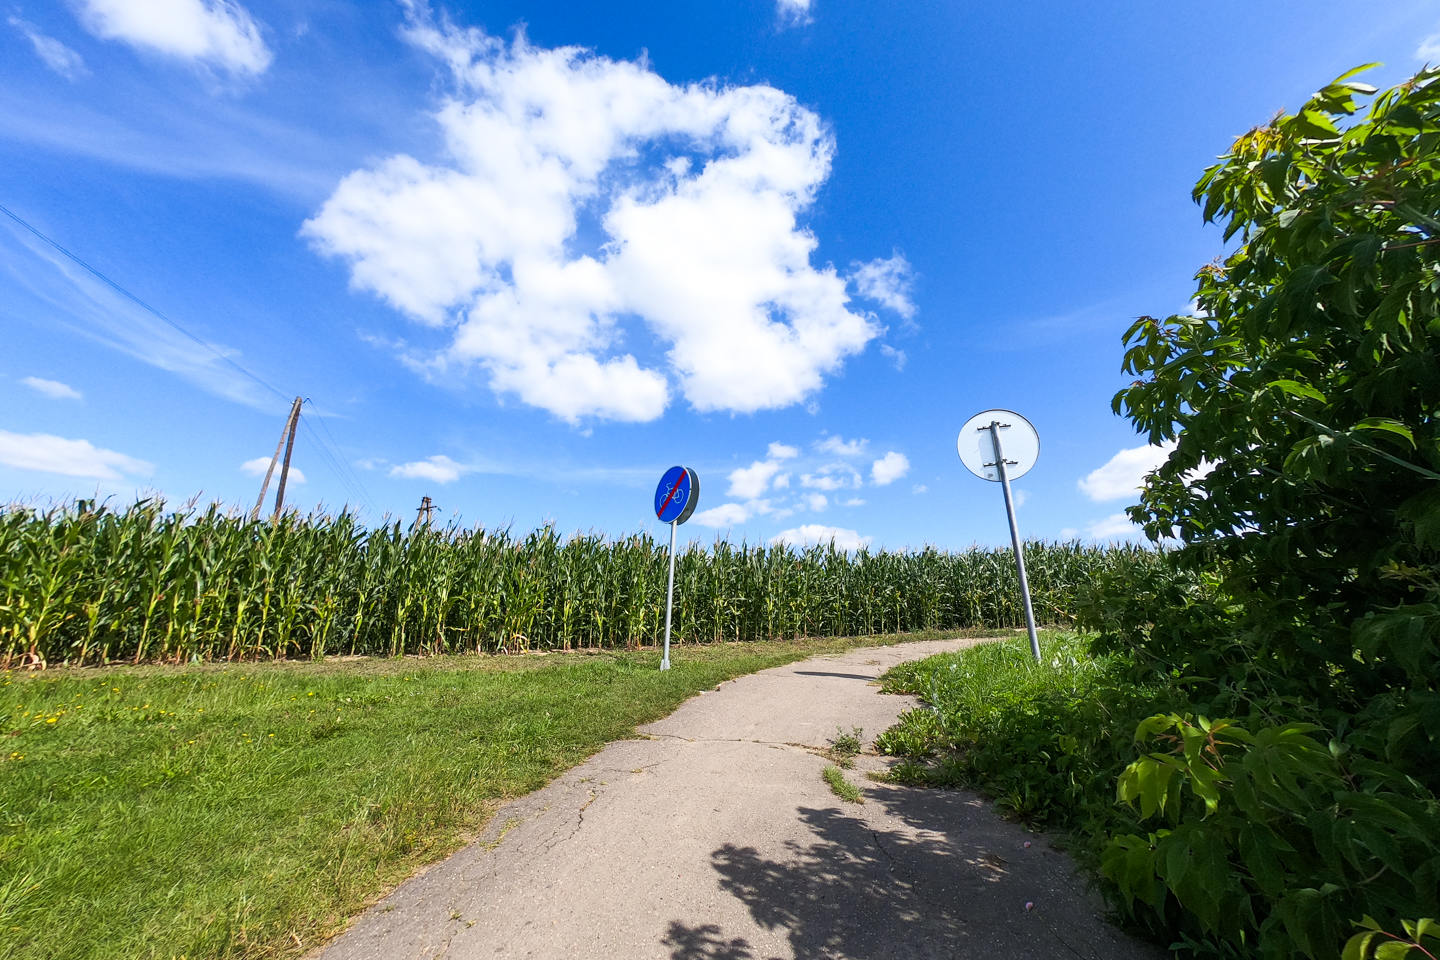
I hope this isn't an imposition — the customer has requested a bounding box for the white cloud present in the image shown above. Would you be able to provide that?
[0,430,151,479]
[728,459,783,499]
[1059,527,1079,540]
[1419,31,1440,60]
[842,497,865,507]
[1012,489,1029,508]
[240,456,305,485]
[8,17,88,80]
[21,376,82,400]
[74,0,272,75]
[304,15,885,423]
[771,524,871,551]
[800,472,842,491]
[805,492,828,511]
[1078,441,1175,502]
[912,483,928,494]
[871,451,909,486]
[690,502,750,528]
[879,343,907,371]
[2,222,279,411]
[1087,512,1144,541]
[389,454,469,484]
[776,0,813,27]
[849,252,916,319]
[772,472,791,490]
[767,442,799,460]
[817,434,867,457]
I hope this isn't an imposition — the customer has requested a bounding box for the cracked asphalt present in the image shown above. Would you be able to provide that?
[310,637,1165,960]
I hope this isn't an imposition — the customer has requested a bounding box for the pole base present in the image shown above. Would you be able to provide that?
[659,658,671,671]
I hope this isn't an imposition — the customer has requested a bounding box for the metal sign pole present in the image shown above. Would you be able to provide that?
[661,518,677,671]
[987,422,1042,663]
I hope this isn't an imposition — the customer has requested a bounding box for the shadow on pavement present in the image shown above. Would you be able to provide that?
[667,780,1155,960]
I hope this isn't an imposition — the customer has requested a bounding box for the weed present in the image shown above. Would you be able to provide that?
[822,765,863,804]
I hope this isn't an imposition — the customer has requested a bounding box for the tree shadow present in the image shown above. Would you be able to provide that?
[668,781,1158,959]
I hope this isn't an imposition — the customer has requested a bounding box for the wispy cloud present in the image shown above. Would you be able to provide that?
[1,219,283,412]
[20,376,83,400]
[849,252,916,320]
[776,0,814,28]
[0,429,152,479]
[8,16,88,80]
[73,0,272,75]
[1419,31,1440,60]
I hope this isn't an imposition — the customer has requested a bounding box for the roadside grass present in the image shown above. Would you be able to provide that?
[821,765,863,804]
[1,631,950,960]
[875,630,1180,835]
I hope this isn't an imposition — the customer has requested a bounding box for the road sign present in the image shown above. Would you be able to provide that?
[653,465,701,670]
[957,409,1039,481]
[957,410,1042,662]
[654,466,700,524]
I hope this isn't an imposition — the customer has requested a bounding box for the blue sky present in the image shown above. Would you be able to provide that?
[3,0,1438,550]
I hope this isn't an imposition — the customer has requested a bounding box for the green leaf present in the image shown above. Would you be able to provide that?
[1352,418,1416,447]
[1268,379,1328,403]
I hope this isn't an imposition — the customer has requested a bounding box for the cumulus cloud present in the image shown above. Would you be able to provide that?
[817,434,867,457]
[389,454,469,484]
[21,376,83,400]
[1078,441,1176,502]
[304,14,885,422]
[771,524,871,551]
[767,442,799,460]
[690,502,750,528]
[849,252,916,319]
[240,456,305,485]
[871,451,909,486]
[805,492,828,511]
[74,0,272,75]
[1087,512,1144,541]
[728,459,784,499]
[9,16,88,79]
[0,430,151,479]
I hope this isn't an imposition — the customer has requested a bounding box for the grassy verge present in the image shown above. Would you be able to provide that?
[875,631,1179,844]
[1,632,946,960]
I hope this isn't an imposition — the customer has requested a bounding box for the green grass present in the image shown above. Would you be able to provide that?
[0,633,942,960]
[821,765,863,804]
[876,631,1179,828]
[825,726,863,768]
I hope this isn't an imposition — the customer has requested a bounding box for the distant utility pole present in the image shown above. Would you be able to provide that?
[251,396,303,522]
[416,496,438,529]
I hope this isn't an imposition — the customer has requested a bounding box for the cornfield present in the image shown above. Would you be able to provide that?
[0,500,1160,666]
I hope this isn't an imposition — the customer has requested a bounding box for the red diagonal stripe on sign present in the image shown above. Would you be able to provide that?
[657,469,687,518]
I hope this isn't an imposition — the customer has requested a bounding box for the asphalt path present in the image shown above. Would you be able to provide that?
[312,637,1165,960]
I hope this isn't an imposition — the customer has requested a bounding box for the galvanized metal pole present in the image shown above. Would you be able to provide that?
[988,421,1042,662]
[661,518,677,671]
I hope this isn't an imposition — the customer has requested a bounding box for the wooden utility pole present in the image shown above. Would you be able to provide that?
[416,496,437,529]
[252,396,303,521]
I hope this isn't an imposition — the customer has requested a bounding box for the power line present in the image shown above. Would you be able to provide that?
[299,404,379,516]
[0,201,290,405]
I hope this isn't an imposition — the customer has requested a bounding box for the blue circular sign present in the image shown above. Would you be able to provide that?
[654,466,700,524]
